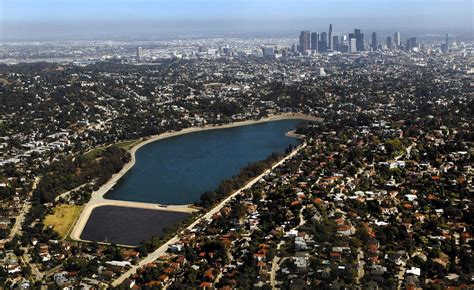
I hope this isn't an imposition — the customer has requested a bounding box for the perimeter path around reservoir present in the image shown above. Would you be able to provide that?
[111,140,309,287]
[70,113,322,244]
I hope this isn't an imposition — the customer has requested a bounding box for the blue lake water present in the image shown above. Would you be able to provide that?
[105,119,304,204]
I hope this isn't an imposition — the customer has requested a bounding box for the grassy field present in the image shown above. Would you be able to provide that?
[113,139,140,151]
[44,204,83,238]
[83,139,140,160]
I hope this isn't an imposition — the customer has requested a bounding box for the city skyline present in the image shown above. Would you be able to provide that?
[0,0,472,40]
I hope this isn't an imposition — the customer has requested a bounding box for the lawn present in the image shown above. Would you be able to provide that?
[83,139,140,160]
[83,146,106,160]
[113,139,140,151]
[44,204,83,238]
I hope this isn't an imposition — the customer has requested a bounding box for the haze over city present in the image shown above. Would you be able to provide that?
[0,0,473,40]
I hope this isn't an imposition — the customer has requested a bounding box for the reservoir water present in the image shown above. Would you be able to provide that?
[105,119,304,204]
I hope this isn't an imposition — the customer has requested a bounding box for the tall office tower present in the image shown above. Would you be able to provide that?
[333,35,339,51]
[349,38,357,53]
[311,32,319,51]
[136,46,144,61]
[320,32,328,43]
[394,32,401,47]
[328,24,334,50]
[299,31,311,52]
[371,32,378,51]
[355,29,365,51]
[387,36,393,50]
[319,32,328,52]
[406,37,417,51]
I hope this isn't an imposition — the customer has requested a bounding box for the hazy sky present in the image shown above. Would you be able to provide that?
[0,0,472,40]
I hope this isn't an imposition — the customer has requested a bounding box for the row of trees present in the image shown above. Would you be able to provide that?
[199,151,285,208]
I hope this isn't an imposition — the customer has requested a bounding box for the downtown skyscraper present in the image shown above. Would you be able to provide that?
[371,32,377,51]
[299,31,311,52]
[387,36,393,50]
[394,32,401,47]
[311,32,319,51]
[406,37,417,51]
[320,32,328,53]
[136,46,144,61]
[328,24,334,51]
[355,29,365,51]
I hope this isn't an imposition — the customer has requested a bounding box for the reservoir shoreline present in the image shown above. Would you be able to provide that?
[106,112,321,203]
[69,113,321,245]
